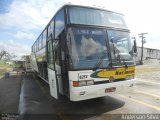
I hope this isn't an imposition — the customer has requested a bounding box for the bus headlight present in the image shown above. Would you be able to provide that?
[73,80,94,87]
[87,80,94,85]
[79,81,87,86]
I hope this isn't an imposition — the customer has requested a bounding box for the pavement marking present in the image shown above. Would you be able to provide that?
[136,79,160,85]
[135,90,160,99]
[118,94,160,111]
[135,86,160,93]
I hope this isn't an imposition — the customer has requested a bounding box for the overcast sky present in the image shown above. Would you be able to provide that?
[0,0,160,57]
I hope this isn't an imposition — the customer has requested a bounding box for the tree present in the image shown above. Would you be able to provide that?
[0,50,8,60]
[0,50,17,61]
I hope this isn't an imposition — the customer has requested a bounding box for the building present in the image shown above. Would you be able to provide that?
[136,47,160,64]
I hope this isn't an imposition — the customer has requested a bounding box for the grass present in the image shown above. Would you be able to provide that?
[0,60,13,76]
[0,60,12,67]
[0,68,8,76]
[0,60,24,76]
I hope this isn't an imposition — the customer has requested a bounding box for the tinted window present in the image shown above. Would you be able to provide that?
[48,20,54,38]
[68,27,109,69]
[107,30,133,64]
[32,45,33,52]
[35,41,37,52]
[42,30,46,47]
[107,30,132,53]
[69,7,127,29]
[34,43,35,52]
[47,40,54,69]
[55,9,64,38]
[32,44,34,52]
[36,40,39,51]
[55,44,60,65]
[38,37,41,50]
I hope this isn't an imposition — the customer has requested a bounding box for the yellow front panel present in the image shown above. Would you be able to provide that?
[90,66,135,79]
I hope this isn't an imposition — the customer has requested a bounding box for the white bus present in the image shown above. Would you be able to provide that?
[31,4,137,101]
[24,55,32,72]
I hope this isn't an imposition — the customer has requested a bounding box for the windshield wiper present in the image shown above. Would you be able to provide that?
[112,43,128,68]
[93,51,110,71]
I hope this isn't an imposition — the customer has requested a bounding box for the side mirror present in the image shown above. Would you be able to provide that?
[133,40,137,53]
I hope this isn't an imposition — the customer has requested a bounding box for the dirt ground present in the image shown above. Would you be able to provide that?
[136,59,160,80]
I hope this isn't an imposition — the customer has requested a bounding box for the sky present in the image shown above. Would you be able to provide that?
[0,0,160,58]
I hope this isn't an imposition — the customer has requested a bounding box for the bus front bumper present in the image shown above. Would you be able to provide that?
[69,79,135,101]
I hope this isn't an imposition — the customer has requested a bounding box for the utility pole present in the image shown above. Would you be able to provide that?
[131,37,137,53]
[132,37,136,41]
[138,33,148,65]
[131,37,137,64]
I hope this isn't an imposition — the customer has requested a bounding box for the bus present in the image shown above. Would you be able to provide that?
[31,4,137,101]
[24,55,32,72]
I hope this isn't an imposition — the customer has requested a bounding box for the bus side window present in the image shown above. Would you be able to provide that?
[39,35,42,49]
[47,40,54,69]
[37,40,39,51]
[34,43,36,52]
[31,46,33,52]
[55,9,64,39]
[48,20,54,38]
[36,41,38,52]
[43,30,47,47]
[55,46,60,66]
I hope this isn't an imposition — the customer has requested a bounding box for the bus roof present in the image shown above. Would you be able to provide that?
[32,4,124,48]
[63,4,124,16]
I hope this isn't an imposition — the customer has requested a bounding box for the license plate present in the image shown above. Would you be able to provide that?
[105,87,116,93]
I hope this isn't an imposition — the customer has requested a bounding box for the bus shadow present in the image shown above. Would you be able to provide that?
[37,76,125,115]
[19,75,125,120]
[54,95,125,120]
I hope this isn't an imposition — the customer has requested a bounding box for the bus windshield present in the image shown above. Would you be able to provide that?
[107,30,133,66]
[68,27,134,69]
[68,27,109,69]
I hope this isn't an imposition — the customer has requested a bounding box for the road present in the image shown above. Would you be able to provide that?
[0,63,160,120]
[0,74,21,114]
[18,64,160,120]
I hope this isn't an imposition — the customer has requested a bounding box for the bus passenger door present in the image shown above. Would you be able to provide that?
[47,39,59,99]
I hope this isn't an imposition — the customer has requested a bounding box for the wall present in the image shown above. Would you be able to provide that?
[136,47,160,64]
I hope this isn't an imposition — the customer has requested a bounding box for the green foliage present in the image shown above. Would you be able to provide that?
[0,60,12,76]
[0,60,7,67]
[0,60,5,64]
[14,63,22,68]
[0,49,17,61]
